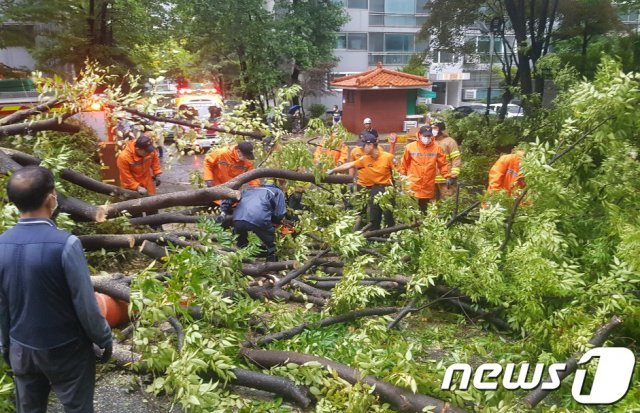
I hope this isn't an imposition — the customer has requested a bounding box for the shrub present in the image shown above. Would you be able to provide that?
[416,103,428,114]
[307,103,327,119]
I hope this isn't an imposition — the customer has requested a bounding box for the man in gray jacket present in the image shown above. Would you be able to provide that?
[0,166,112,413]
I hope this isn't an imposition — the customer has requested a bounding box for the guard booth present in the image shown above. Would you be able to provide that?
[330,63,431,134]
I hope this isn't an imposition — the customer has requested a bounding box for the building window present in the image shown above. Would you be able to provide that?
[385,33,414,52]
[337,33,368,50]
[345,90,355,103]
[347,33,368,50]
[384,0,414,14]
[369,33,384,52]
[348,0,368,8]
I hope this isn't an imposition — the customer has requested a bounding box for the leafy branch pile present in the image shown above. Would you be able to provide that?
[0,59,639,412]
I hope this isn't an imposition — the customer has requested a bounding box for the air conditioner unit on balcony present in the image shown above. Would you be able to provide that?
[464,89,477,100]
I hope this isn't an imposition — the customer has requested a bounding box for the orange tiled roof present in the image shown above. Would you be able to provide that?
[331,63,431,89]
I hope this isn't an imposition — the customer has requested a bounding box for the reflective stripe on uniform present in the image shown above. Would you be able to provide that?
[449,150,461,159]
[451,167,461,175]
[435,175,446,182]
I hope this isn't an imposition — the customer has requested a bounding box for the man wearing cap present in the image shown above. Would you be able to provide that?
[224,181,287,262]
[327,133,395,231]
[399,125,453,212]
[203,141,260,188]
[117,135,163,195]
[361,118,379,139]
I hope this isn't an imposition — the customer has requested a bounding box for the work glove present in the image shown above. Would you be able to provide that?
[446,177,456,188]
[326,169,335,176]
[388,133,397,143]
[153,177,161,187]
[137,186,148,195]
[205,180,213,188]
[220,199,233,214]
[96,341,113,364]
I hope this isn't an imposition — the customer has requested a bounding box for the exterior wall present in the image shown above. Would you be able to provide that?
[0,47,36,71]
[343,89,408,134]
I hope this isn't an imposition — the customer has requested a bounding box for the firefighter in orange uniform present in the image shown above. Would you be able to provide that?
[327,133,395,231]
[399,125,453,212]
[117,135,162,195]
[313,135,348,167]
[203,141,260,187]
[487,150,525,196]
[431,120,461,199]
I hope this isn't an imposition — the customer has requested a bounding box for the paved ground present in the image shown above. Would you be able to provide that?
[156,148,205,195]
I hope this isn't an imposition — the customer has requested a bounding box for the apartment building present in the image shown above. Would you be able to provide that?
[309,0,435,109]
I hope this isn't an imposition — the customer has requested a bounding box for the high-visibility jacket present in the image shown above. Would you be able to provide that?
[116,140,162,194]
[203,145,260,187]
[399,140,450,200]
[435,135,461,183]
[313,139,348,166]
[488,153,524,196]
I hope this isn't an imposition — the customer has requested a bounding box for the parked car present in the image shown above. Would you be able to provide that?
[489,103,523,117]
[453,104,494,117]
[154,108,177,141]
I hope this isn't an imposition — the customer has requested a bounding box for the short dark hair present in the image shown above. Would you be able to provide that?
[7,166,55,212]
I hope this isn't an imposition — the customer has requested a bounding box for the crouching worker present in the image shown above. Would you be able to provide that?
[225,181,287,262]
[117,134,162,195]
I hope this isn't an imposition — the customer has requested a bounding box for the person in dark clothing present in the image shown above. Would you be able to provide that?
[224,182,287,262]
[361,117,379,139]
[0,166,112,413]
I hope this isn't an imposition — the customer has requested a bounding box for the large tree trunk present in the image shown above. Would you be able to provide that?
[240,348,466,413]
[0,114,79,137]
[96,186,240,221]
[0,147,139,199]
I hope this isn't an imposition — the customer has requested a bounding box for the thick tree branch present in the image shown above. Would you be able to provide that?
[110,344,313,408]
[240,348,466,413]
[0,97,63,126]
[523,315,622,408]
[0,114,79,137]
[115,106,265,140]
[244,307,398,348]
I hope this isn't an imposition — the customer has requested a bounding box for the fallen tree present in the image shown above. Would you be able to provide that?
[109,344,314,408]
[240,348,467,413]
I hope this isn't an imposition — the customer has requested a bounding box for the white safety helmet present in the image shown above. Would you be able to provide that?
[363,117,372,125]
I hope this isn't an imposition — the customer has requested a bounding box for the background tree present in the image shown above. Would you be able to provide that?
[0,0,174,76]
[421,0,560,112]
[274,0,348,105]
[553,0,626,77]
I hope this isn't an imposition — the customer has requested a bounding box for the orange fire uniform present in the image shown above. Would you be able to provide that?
[353,151,395,187]
[399,140,450,200]
[313,139,348,166]
[488,153,524,196]
[203,145,260,187]
[116,140,162,194]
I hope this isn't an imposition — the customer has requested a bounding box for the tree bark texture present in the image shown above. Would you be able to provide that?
[240,348,466,413]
